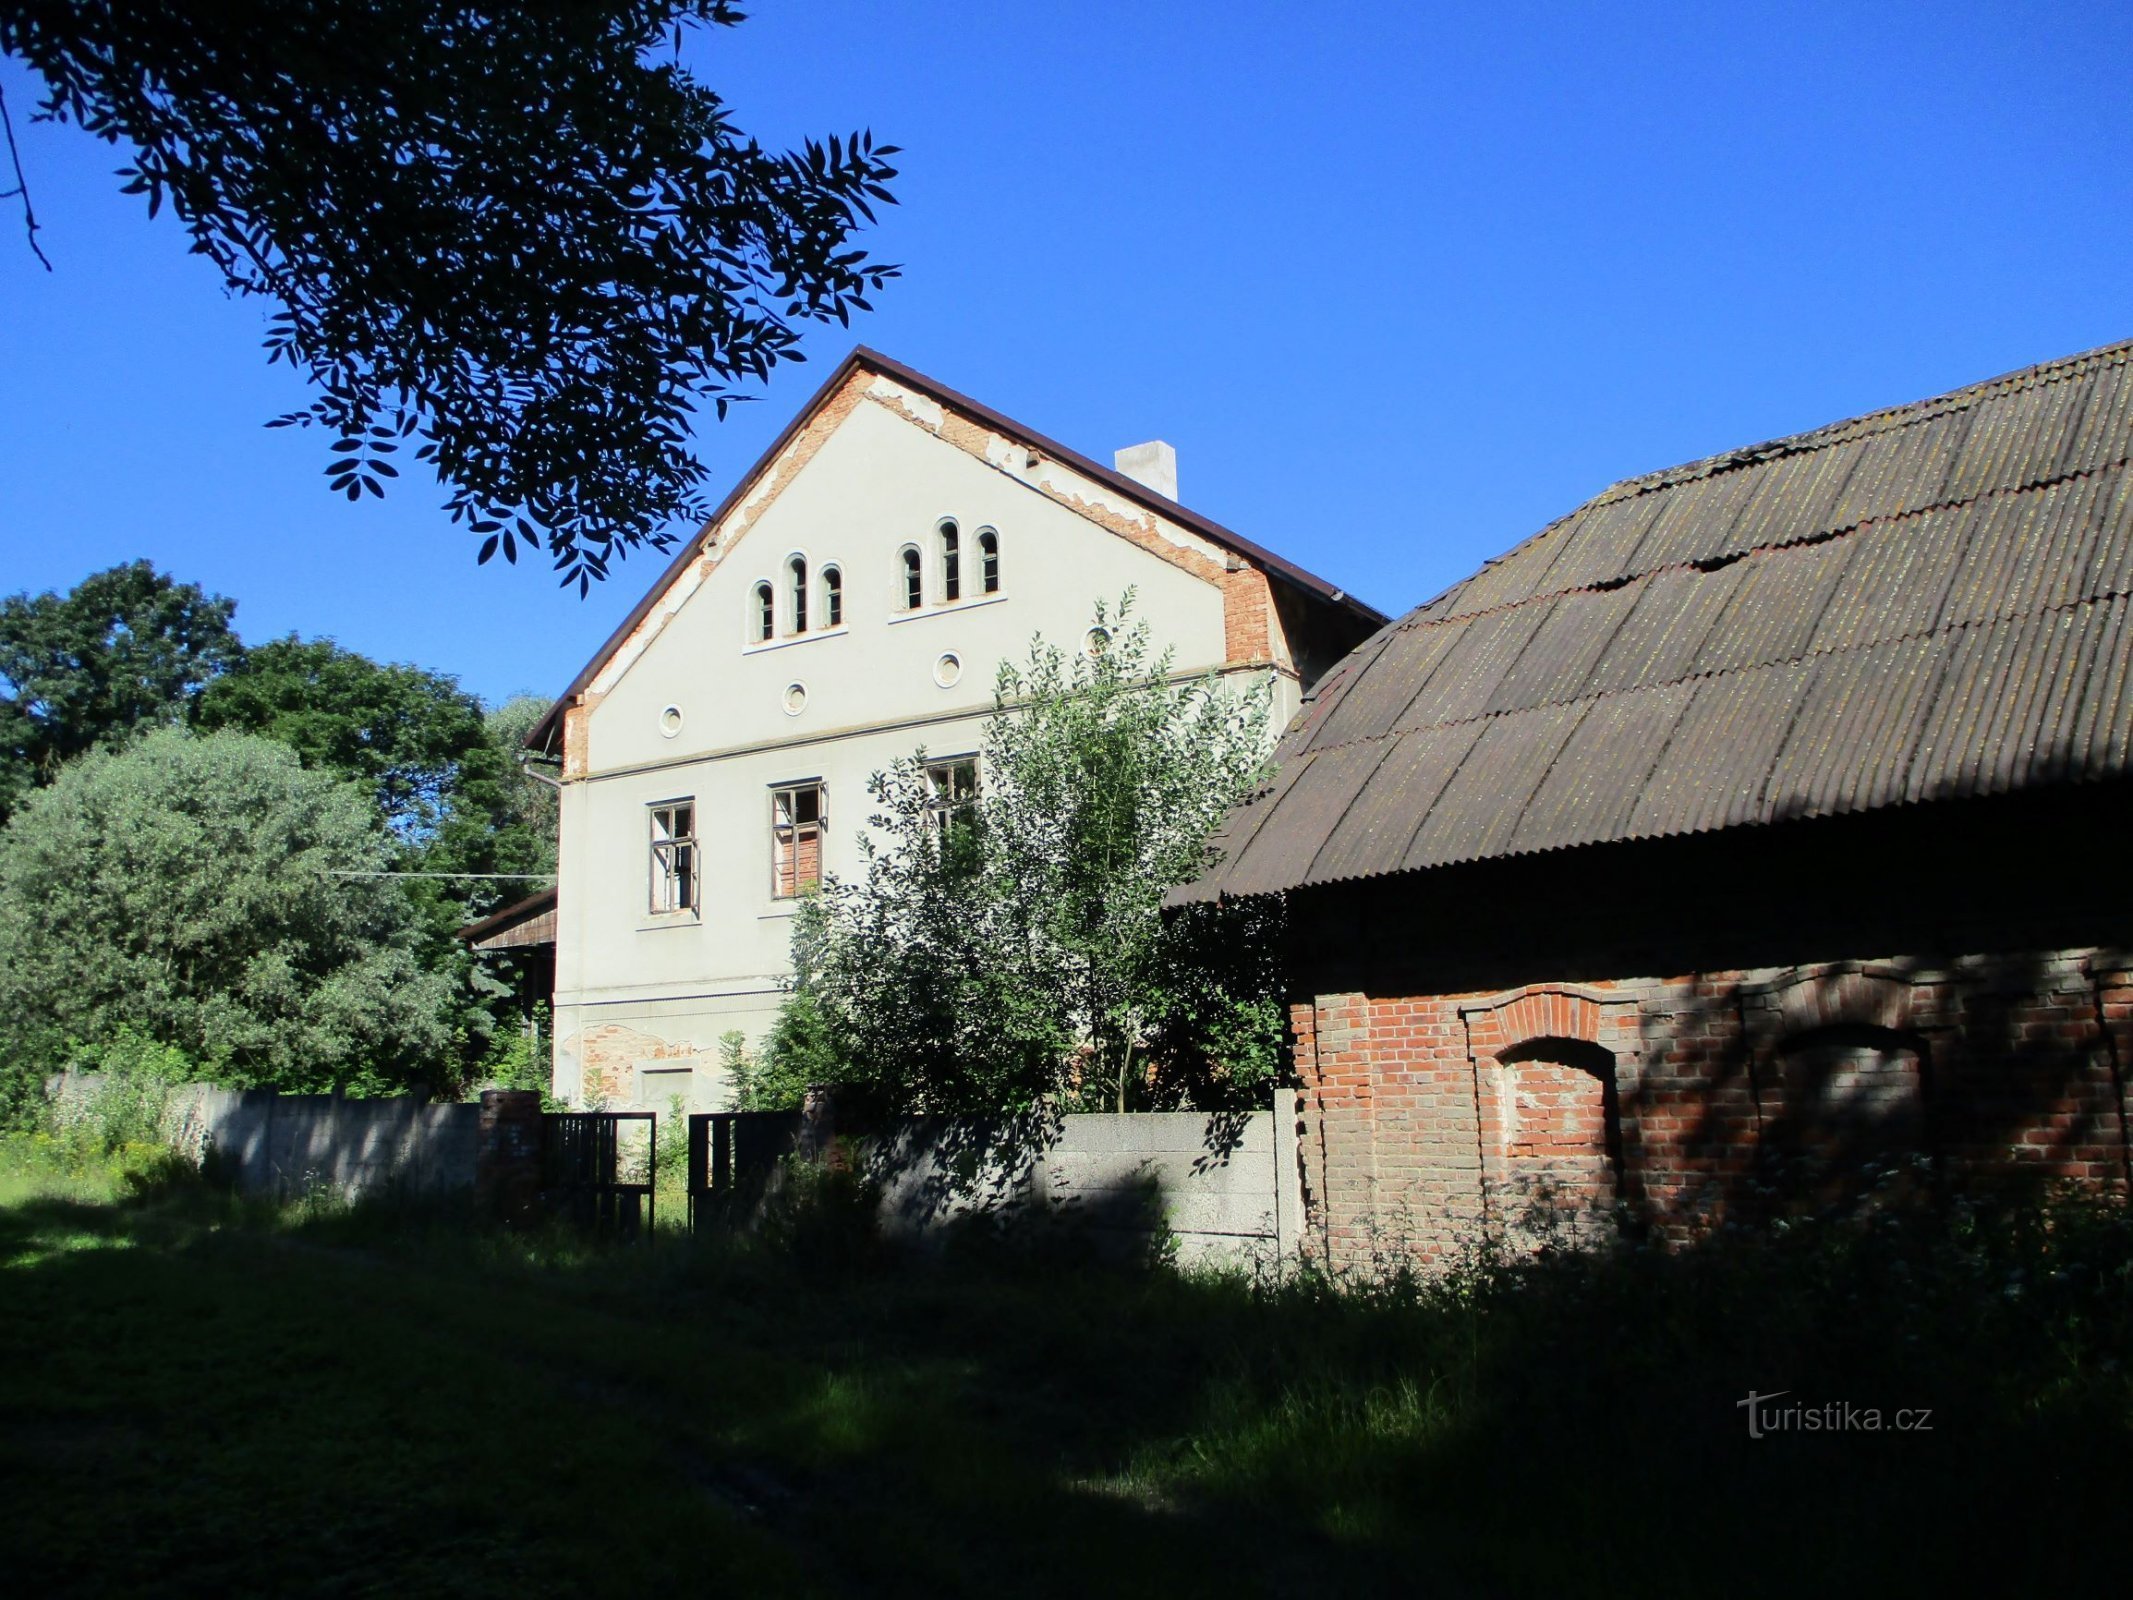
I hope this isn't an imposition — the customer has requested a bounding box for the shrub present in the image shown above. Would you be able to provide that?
[476,1002,555,1101]
[0,727,456,1093]
[753,1154,882,1268]
[723,1017,819,1113]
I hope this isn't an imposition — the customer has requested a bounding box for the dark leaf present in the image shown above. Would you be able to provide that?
[11,2,899,585]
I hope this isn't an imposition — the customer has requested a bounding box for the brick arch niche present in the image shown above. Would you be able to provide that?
[1462,986,1640,1242]
[1772,1023,1929,1147]
[1493,1037,1623,1207]
[1743,968,1940,1204]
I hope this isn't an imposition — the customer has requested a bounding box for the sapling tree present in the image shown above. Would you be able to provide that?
[792,596,1284,1113]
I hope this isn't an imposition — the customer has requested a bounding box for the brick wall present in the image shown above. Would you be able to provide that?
[1290,953,2133,1268]
[570,1021,709,1107]
[1222,564,1273,666]
[1274,785,2133,1271]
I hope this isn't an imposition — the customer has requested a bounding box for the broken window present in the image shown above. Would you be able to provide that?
[925,758,981,870]
[822,565,843,627]
[771,781,825,898]
[924,757,979,831]
[939,520,961,603]
[649,801,697,914]
[899,546,922,611]
[978,527,1000,594]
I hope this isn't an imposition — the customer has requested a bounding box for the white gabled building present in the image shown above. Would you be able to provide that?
[525,348,1384,1111]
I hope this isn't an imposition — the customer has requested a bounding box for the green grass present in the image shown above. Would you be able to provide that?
[3,1146,2130,1597]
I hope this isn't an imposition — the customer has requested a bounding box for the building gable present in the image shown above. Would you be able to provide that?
[579,385,1235,774]
[530,348,1384,772]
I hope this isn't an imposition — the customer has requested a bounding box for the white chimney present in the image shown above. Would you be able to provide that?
[1113,440,1178,503]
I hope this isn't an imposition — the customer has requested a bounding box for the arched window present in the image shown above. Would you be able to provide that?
[939,520,961,603]
[788,555,808,634]
[978,527,1000,594]
[899,546,922,611]
[821,565,843,628]
[751,581,774,643]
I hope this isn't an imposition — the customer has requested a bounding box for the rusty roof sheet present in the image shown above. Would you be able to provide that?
[1177,337,2133,903]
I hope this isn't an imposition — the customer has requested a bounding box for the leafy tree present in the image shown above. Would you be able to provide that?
[195,635,489,841]
[195,642,560,1075]
[720,1021,818,1114]
[2,2,900,589]
[481,693,562,873]
[0,560,240,819]
[194,639,555,901]
[797,597,1282,1114]
[0,727,457,1103]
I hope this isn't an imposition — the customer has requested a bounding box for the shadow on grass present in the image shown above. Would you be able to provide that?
[3,1161,2130,1597]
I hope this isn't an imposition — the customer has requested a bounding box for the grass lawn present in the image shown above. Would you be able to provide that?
[3,1148,2129,1598]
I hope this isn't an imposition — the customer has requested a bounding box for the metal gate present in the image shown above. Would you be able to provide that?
[685,1111,803,1231]
[541,1112,655,1236]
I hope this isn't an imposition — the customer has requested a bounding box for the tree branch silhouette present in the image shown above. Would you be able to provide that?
[0,75,51,270]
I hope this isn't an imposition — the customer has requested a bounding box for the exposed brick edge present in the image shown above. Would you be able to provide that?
[558,372,874,779]
[862,382,1284,662]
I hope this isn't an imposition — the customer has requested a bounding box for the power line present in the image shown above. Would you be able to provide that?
[327,871,556,880]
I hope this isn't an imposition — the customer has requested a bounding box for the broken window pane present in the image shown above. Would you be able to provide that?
[650,800,697,913]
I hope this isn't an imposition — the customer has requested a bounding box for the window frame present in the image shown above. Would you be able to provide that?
[787,554,808,635]
[977,527,1000,594]
[750,580,774,644]
[648,798,699,916]
[769,779,827,900]
[938,519,961,604]
[898,545,923,612]
[821,564,843,628]
[923,755,980,835]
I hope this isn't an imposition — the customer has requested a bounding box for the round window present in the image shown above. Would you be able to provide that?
[1084,626,1111,659]
[782,682,808,716]
[934,652,962,688]
[658,705,683,738]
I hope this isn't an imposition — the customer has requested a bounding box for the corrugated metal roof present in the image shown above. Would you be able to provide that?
[1177,337,2133,904]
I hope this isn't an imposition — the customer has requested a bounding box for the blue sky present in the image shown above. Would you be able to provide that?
[3,1,2129,707]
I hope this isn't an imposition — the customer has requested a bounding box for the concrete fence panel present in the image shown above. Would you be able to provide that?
[50,1073,479,1201]
[848,1094,1305,1269]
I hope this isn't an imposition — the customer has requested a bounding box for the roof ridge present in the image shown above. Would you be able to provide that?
[1408,339,2133,622]
[1591,336,2133,507]
[1295,581,2133,764]
[529,345,1387,751]
[850,347,1386,625]
[1388,450,2133,637]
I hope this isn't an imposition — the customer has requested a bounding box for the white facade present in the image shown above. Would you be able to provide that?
[534,351,1378,1112]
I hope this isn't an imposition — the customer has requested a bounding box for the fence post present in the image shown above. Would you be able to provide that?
[686,1114,709,1233]
[1274,1087,1304,1264]
[477,1090,542,1224]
